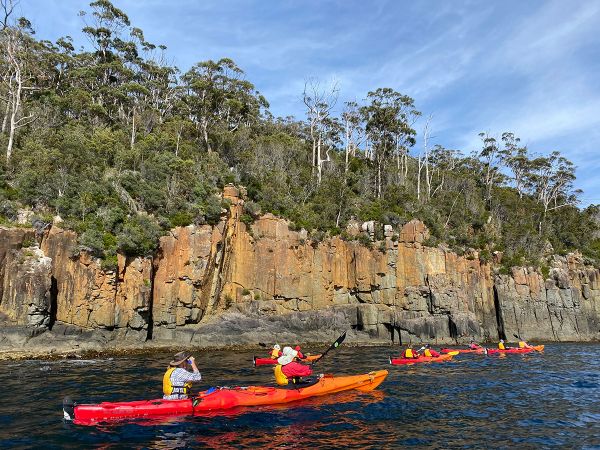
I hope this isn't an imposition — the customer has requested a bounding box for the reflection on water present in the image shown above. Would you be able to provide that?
[0,343,599,448]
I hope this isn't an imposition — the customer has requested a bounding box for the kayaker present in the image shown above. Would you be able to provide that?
[294,345,306,359]
[423,344,440,357]
[403,346,420,359]
[518,340,534,349]
[468,340,482,350]
[270,344,282,359]
[498,339,512,350]
[163,351,202,400]
[275,346,313,385]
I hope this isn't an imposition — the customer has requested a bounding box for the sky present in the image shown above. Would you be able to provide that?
[19,0,600,205]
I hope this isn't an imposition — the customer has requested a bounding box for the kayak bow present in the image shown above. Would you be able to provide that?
[64,370,388,426]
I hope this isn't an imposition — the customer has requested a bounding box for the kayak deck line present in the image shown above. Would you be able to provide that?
[65,369,388,426]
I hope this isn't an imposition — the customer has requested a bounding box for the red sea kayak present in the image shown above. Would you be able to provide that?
[253,354,321,366]
[64,370,388,426]
[390,354,454,365]
[487,345,544,355]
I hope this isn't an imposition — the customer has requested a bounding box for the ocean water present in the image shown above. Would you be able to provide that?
[0,343,598,448]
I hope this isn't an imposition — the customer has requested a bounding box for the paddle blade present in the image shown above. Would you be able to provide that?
[258,342,267,348]
[447,351,460,356]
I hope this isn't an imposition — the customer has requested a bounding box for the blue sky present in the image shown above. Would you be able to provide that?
[21,0,600,204]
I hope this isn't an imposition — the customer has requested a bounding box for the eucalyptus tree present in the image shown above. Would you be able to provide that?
[182,58,268,156]
[360,88,419,198]
[303,77,339,184]
[528,151,580,231]
[341,100,363,173]
[0,14,51,162]
[501,132,529,198]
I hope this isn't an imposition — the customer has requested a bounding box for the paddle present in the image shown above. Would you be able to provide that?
[310,331,347,367]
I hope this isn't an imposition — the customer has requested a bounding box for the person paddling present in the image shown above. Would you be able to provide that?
[294,345,306,360]
[274,346,313,385]
[403,346,420,359]
[270,344,282,359]
[498,339,513,350]
[422,344,440,357]
[163,351,202,400]
[518,340,534,349]
[468,340,482,350]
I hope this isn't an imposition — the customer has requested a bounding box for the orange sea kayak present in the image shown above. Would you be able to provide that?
[64,370,388,426]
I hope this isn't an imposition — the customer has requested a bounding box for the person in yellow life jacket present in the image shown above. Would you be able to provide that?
[423,344,440,357]
[163,351,202,400]
[498,339,512,350]
[518,340,534,349]
[274,346,313,385]
[403,346,420,359]
[270,344,282,359]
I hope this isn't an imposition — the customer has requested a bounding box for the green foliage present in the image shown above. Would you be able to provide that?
[0,0,595,268]
[21,237,36,248]
[117,214,163,257]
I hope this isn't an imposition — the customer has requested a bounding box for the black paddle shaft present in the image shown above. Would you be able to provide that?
[311,331,347,367]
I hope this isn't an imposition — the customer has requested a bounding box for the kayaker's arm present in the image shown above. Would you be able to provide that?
[189,356,200,374]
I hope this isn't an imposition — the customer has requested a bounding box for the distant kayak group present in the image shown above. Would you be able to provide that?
[63,332,543,426]
[391,338,544,365]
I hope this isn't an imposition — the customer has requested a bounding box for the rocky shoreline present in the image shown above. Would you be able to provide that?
[1,186,599,359]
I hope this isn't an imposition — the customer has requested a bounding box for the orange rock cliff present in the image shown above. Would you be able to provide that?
[0,185,598,353]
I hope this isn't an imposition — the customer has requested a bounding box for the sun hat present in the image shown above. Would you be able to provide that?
[277,346,298,365]
[273,344,281,350]
[170,351,191,366]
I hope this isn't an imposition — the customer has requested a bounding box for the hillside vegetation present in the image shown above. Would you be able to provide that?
[0,0,598,270]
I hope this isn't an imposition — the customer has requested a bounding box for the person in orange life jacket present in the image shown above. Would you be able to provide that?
[278,346,312,381]
[423,344,440,357]
[163,351,202,400]
[403,346,420,359]
[270,344,282,359]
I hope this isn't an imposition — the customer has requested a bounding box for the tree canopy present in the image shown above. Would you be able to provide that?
[0,0,597,270]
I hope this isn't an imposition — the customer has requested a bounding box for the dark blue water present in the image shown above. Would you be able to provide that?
[0,343,599,448]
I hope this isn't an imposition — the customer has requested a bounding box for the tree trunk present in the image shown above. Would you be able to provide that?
[130,111,136,149]
[6,71,21,161]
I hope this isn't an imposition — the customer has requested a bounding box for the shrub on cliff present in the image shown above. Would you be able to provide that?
[117,215,163,257]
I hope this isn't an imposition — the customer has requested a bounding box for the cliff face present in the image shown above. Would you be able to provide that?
[0,187,598,353]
